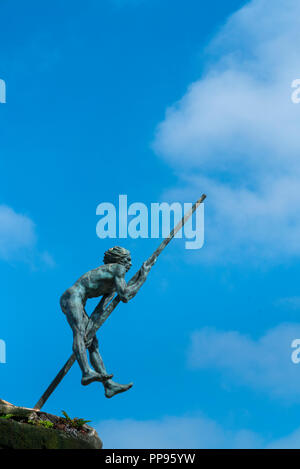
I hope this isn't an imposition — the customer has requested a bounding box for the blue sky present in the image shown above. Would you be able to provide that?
[2,0,300,449]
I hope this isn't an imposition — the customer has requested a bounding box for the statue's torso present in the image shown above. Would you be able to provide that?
[61,264,118,308]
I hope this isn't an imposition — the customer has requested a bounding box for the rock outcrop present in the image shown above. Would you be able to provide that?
[0,399,102,449]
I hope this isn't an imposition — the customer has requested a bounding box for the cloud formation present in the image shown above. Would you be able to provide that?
[154,0,300,263]
[268,428,300,449]
[0,205,37,260]
[188,323,300,399]
[97,415,262,449]
[0,204,54,267]
[97,414,300,449]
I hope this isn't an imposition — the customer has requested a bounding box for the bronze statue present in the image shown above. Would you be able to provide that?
[60,246,151,398]
[34,195,206,410]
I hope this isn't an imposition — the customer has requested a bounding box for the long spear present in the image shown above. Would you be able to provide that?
[34,194,206,410]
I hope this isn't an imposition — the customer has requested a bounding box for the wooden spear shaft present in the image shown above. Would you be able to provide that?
[34,194,206,410]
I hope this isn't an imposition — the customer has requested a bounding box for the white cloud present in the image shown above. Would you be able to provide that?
[267,428,300,449]
[0,205,37,260]
[97,415,262,449]
[0,204,54,267]
[188,323,300,400]
[97,414,300,449]
[154,0,300,263]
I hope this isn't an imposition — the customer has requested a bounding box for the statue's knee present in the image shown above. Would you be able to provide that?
[88,337,99,352]
[73,330,85,347]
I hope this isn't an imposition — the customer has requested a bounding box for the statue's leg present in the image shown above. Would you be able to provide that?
[64,303,108,386]
[87,333,133,397]
[88,337,113,381]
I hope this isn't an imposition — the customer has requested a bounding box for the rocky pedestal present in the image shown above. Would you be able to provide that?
[0,399,102,449]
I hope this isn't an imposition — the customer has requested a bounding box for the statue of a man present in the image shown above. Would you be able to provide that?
[60,246,151,398]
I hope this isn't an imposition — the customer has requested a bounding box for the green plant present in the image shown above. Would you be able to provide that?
[61,410,72,423]
[0,413,14,420]
[37,420,54,429]
[61,410,91,430]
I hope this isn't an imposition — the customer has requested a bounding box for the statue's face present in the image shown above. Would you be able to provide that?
[123,255,132,272]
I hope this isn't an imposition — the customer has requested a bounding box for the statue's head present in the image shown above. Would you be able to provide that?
[103,246,132,272]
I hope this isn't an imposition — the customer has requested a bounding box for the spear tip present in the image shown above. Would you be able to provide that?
[199,194,207,202]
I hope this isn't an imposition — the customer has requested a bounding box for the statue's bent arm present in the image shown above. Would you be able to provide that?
[114,264,148,303]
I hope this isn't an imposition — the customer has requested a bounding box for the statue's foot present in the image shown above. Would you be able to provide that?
[104,380,133,398]
[81,371,113,386]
